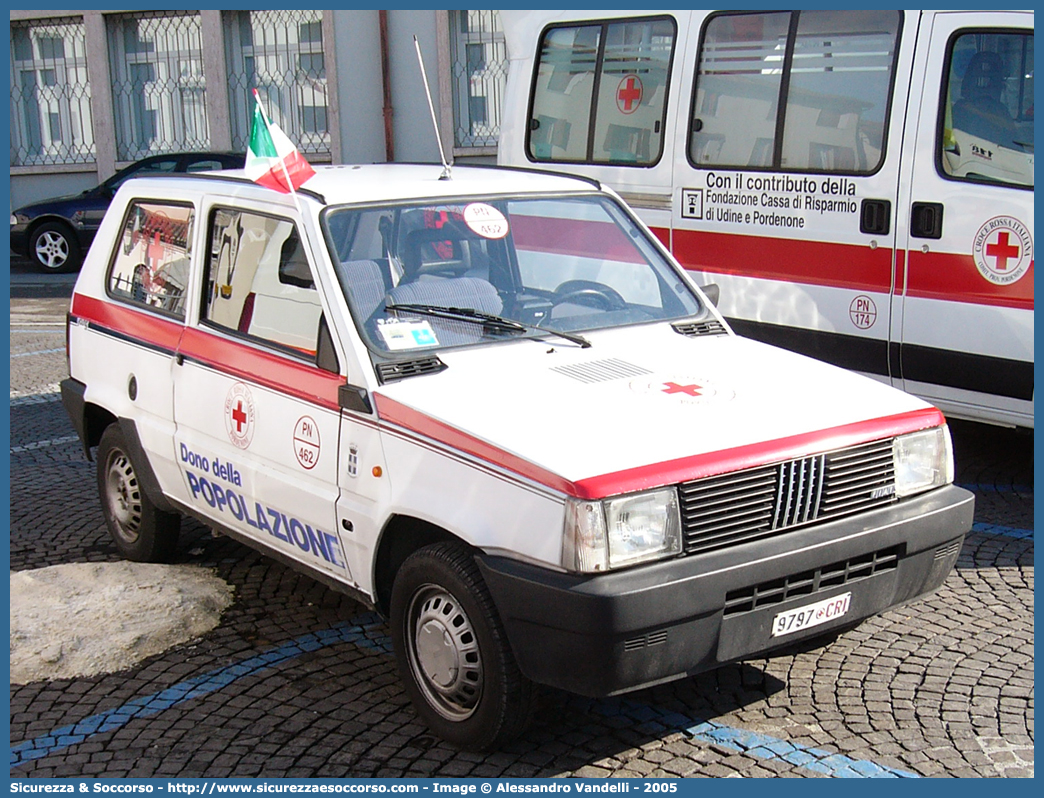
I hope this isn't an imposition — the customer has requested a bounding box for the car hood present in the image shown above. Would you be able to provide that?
[372,323,941,499]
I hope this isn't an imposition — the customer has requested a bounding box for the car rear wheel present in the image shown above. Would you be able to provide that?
[390,542,535,750]
[30,221,82,273]
[96,424,180,562]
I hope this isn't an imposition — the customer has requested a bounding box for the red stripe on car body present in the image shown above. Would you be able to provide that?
[375,392,945,500]
[72,293,341,410]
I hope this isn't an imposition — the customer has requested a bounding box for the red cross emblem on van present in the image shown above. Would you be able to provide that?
[616,75,643,114]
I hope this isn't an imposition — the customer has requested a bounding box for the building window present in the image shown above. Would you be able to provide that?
[10,17,95,166]
[107,11,209,162]
[449,11,507,149]
[224,10,330,158]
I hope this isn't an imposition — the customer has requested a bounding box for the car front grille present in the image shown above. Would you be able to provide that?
[678,438,896,555]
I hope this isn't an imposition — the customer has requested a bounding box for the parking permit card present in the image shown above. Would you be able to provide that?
[464,203,509,239]
[377,319,439,350]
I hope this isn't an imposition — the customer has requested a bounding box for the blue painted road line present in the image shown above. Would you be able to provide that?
[10,613,390,768]
[14,610,917,778]
[592,699,919,778]
[970,522,1034,540]
[681,718,916,778]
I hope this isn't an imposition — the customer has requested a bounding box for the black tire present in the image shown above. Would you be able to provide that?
[96,424,180,562]
[29,221,82,273]
[390,542,535,750]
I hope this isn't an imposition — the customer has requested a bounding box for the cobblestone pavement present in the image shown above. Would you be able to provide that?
[9,292,1034,779]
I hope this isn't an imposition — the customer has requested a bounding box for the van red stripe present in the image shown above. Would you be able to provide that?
[512,214,643,263]
[905,250,1033,310]
[375,393,944,500]
[668,228,1032,310]
[671,228,892,293]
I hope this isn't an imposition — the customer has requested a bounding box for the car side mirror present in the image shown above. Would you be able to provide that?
[700,283,720,307]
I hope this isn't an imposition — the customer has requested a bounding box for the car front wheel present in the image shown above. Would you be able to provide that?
[29,221,82,273]
[390,542,535,750]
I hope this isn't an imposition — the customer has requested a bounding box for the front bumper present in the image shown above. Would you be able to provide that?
[477,484,973,697]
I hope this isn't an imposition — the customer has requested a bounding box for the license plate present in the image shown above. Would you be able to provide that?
[771,592,851,638]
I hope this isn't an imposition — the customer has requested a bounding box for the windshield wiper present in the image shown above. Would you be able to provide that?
[386,302,591,348]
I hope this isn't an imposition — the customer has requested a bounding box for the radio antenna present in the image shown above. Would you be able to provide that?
[413,35,452,180]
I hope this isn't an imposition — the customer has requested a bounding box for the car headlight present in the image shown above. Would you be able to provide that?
[893,425,953,498]
[563,487,682,573]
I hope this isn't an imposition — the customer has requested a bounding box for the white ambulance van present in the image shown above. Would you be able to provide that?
[62,164,972,750]
[498,10,1034,429]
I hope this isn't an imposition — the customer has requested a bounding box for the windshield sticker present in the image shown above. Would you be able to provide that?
[464,203,510,239]
[376,318,439,350]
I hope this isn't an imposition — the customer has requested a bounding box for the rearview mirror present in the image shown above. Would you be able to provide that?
[700,283,720,307]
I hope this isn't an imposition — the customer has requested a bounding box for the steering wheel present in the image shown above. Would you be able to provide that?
[550,280,627,311]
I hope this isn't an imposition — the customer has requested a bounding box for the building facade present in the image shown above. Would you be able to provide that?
[9,9,507,211]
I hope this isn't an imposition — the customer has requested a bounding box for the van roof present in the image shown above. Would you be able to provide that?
[124,163,603,208]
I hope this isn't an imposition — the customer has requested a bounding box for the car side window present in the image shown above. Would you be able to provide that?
[939,30,1034,189]
[108,159,180,191]
[186,158,227,173]
[202,207,324,359]
[689,10,901,174]
[528,16,676,165]
[107,200,194,319]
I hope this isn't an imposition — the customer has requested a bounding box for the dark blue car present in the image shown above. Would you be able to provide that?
[10,152,244,273]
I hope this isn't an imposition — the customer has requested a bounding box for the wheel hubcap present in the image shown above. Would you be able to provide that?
[35,231,69,270]
[407,586,483,720]
[105,449,142,544]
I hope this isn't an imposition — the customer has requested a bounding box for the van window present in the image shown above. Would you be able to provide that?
[940,30,1034,189]
[528,17,675,166]
[107,200,194,319]
[202,208,323,357]
[690,10,901,174]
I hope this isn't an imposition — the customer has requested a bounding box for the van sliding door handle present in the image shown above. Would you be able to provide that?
[910,202,944,239]
[860,199,891,235]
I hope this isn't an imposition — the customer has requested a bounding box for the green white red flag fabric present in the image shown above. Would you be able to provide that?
[245,99,315,193]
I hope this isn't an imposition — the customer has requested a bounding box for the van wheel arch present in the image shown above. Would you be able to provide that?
[373,515,458,616]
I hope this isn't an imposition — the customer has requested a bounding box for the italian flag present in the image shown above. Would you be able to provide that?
[245,95,316,194]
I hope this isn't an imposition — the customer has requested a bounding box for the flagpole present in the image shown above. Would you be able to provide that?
[252,88,304,217]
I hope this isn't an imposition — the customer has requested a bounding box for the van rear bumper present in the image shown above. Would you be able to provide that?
[476,484,973,697]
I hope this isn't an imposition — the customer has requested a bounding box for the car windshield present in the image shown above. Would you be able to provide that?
[322,194,703,353]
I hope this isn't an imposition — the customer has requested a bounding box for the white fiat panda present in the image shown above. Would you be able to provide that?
[61,163,973,750]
